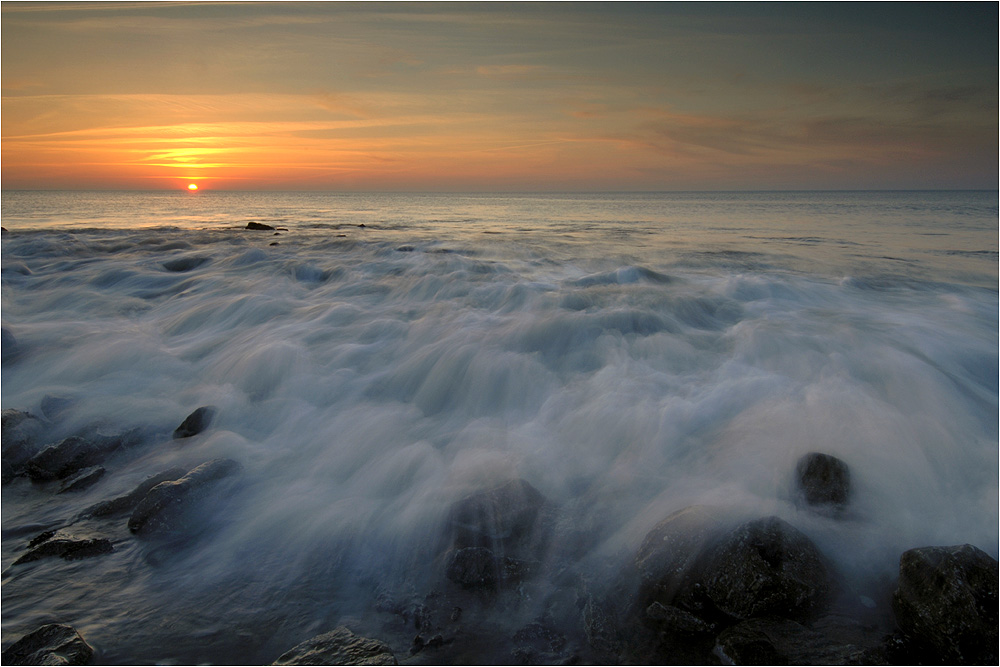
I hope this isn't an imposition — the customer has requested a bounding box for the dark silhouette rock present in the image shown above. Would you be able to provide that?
[703,516,832,621]
[1,624,94,665]
[172,406,216,439]
[795,452,850,510]
[128,458,242,535]
[23,431,137,482]
[162,256,210,272]
[58,465,105,493]
[82,466,187,518]
[246,222,276,230]
[13,534,113,565]
[891,543,998,664]
[272,626,397,665]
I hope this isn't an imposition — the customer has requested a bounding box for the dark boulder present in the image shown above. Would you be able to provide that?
[445,546,535,589]
[891,543,998,664]
[0,624,94,665]
[23,432,134,482]
[449,478,547,552]
[703,516,832,621]
[715,616,886,665]
[271,626,397,665]
[82,466,187,518]
[646,602,716,636]
[795,452,850,510]
[172,406,216,439]
[128,458,242,535]
[13,532,113,565]
[2,409,47,477]
[58,465,105,493]
[246,222,276,231]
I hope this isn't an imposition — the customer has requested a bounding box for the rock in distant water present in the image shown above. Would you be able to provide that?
[246,222,276,231]
[891,544,998,664]
[162,256,210,272]
[172,406,216,439]
[13,533,113,565]
[128,458,241,535]
[82,466,187,518]
[58,465,105,493]
[272,626,397,665]
[1,624,94,665]
[795,452,850,510]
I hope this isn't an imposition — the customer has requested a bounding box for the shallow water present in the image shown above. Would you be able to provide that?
[2,191,997,663]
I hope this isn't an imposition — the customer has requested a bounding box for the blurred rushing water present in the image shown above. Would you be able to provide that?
[1,191,997,664]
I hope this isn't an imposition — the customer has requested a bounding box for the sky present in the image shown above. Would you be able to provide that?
[2,2,997,191]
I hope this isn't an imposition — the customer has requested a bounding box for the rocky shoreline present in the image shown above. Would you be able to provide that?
[2,403,996,665]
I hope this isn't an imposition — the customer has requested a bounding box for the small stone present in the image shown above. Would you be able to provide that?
[246,222,276,230]
[1,624,94,665]
[272,626,397,665]
[172,406,216,439]
[795,452,850,509]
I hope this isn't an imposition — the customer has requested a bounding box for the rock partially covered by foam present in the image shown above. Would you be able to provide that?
[795,452,851,511]
[272,626,397,665]
[24,432,137,483]
[891,544,998,664]
[444,478,548,590]
[128,458,242,535]
[1,623,94,665]
[82,466,188,518]
[2,409,47,479]
[172,405,216,439]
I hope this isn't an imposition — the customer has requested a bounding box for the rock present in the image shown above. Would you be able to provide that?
[58,466,105,493]
[128,458,242,535]
[795,452,850,510]
[162,256,210,272]
[40,395,74,421]
[2,327,20,362]
[714,616,886,665]
[247,222,276,231]
[396,245,415,252]
[449,478,547,552]
[511,621,568,664]
[0,624,94,665]
[23,433,132,482]
[703,516,832,621]
[891,543,998,664]
[272,626,397,665]
[172,406,216,439]
[646,602,716,636]
[2,409,47,474]
[82,467,187,518]
[444,546,535,589]
[13,534,113,565]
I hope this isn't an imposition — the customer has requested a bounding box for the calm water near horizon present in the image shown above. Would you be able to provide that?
[1,190,997,664]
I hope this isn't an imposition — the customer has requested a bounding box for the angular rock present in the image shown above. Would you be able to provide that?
[795,452,850,510]
[0,624,94,665]
[58,465,105,493]
[272,626,397,665]
[246,222,276,231]
[82,466,187,518]
[891,543,998,664]
[13,534,113,565]
[172,406,216,439]
[23,434,127,483]
[128,458,242,535]
[703,516,832,621]
[714,616,886,666]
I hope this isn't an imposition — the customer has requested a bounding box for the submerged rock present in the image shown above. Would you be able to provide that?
[445,546,536,589]
[247,222,276,231]
[40,395,74,421]
[272,626,397,665]
[891,543,998,664]
[162,256,210,272]
[172,406,216,439]
[82,466,187,518]
[128,458,242,535]
[13,533,113,565]
[1,624,94,665]
[58,465,105,493]
[795,452,851,510]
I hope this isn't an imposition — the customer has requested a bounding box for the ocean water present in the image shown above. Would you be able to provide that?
[1,190,997,664]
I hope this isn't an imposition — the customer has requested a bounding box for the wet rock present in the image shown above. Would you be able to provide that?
[162,256,210,272]
[0,623,94,665]
[13,533,113,565]
[23,432,135,482]
[891,543,998,664]
[450,478,547,552]
[58,465,105,493]
[82,466,188,518]
[247,222,276,231]
[128,458,242,535]
[2,327,19,362]
[445,546,535,589]
[396,245,415,252]
[795,452,850,510]
[646,601,716,636]
[40,395,74,421]
[704,516,832,621]
[2,409,47,476]
[172,406,216,439]
[510,621,568,664]
[272,626,397,665]
[714,616,886,665]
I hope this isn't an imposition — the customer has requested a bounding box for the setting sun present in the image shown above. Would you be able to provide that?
[187,183,198,191]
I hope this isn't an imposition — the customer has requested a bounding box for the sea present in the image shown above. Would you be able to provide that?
[1,190,997,664]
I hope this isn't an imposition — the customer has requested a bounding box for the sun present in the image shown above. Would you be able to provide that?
[187,183,199,191]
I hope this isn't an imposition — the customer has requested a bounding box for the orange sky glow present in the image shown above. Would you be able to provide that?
[2,2,996,191]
